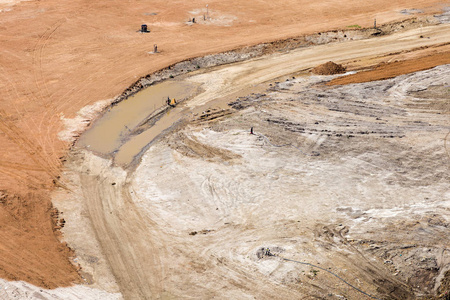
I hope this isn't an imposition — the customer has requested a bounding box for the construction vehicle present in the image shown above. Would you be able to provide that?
[167,97,177,107]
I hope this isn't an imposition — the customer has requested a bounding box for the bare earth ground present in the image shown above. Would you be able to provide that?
[329,51,450,85]
[51,24,449,299]
[143,67,450,299]
[0,0,449,298]
[55,64,449,299]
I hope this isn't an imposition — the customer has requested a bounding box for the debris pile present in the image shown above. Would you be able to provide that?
[312,61,346,75]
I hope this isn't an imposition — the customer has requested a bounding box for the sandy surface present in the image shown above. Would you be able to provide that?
[329,50,450,85]
[0,0,449,295]
[59,22,450,298]
[0,278,122,300]
[185,23,450,109]
[65,63,449,299]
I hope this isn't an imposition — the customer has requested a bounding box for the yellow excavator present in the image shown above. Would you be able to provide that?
[167,97,177,107]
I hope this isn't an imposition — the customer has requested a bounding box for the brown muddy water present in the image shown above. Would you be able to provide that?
[77,80,198,164]
[114,105,187,165]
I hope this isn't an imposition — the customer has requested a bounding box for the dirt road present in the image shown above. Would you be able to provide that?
[186,23,450,108]
[78,159,164,299]
[62,22,450,299]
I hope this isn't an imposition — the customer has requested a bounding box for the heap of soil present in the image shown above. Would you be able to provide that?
[312,61,346,75]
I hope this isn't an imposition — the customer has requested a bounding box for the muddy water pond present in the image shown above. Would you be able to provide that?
[77,80,198,165]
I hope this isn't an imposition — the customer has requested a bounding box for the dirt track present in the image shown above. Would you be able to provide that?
[0,0,449,297]
[185,23,450,109]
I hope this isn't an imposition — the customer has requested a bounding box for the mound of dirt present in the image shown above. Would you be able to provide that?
[312,61,346,75]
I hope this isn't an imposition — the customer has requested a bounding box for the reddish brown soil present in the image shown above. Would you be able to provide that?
[0,0,446,288]
[312,61,346,75]
[328,51,450,85]
[0,191,80,288]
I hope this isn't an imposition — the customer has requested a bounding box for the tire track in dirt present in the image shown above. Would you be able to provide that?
[0,168,42,189]
[0,20,65,186]
[32,20,70,179]
[0,109,66,188]
[26,19,149,189]
[78,155,164,299]
[35,20,67,170]
[0,64,45,150]
[0,69,55,189]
